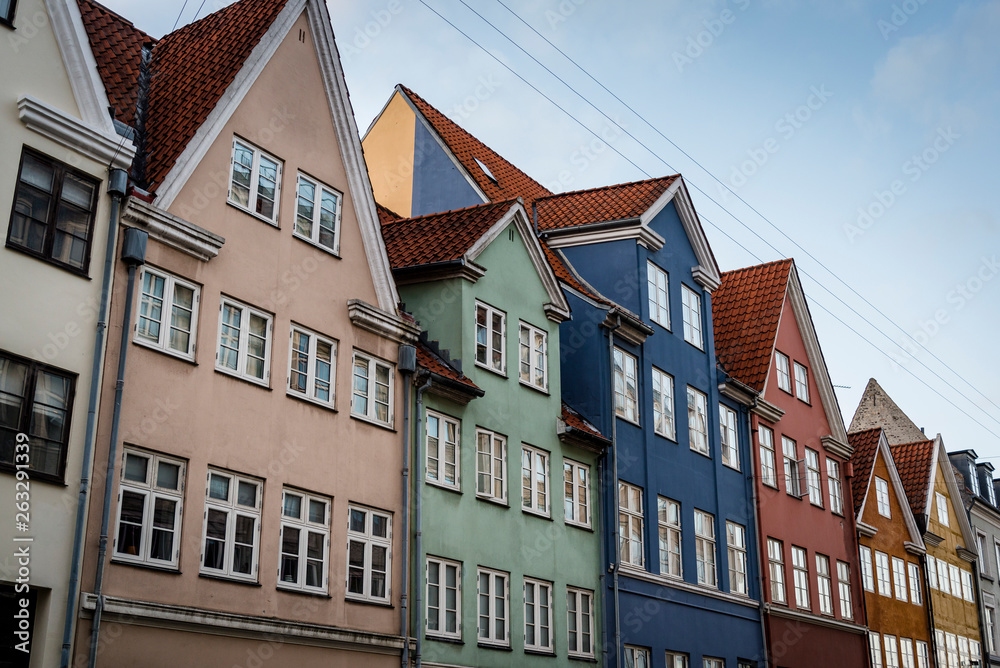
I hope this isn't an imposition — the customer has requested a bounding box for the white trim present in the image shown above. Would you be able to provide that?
[121,196,225,262]
[543,219,665,251]
[765,602,870,634]
[668,179,721,291]
[347,299,420,344]
[932,434,979,551]
[855,431,926,550]
[18,95,135,170]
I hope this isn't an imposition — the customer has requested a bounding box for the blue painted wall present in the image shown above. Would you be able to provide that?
[558,201,765,667]
[411,121,484,216]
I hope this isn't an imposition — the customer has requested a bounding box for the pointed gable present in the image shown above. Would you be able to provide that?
[849,427,883,517]
[712,259,793,392]
[850,378,927,446]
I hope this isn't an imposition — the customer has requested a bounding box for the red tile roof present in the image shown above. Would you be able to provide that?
[889,438,936,519]
[78,0,289,191]
[561,402,607,441]
[397,85,553,206]
[416,341,479,393]
[380,200,516,270]
[848,428,883,517]
[711,259,793,391]
[535,176,679,230]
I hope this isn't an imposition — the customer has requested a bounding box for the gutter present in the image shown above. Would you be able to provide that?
[745,390,771,668]
[607,315,622,668]
[398,344,416,668]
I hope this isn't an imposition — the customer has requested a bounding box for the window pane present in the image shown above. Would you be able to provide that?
[283,493,302,519]
[156,461,180,490]
[116,490,145,556]
[123,452,149,483]
[150,497,176,560]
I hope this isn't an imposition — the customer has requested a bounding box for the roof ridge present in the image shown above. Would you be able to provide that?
[892,438,935,449]
[720,257,794,278]
[382,198,518,226]
[535,174,679,201]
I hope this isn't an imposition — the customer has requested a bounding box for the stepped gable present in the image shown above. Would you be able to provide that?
[711,259,793,391]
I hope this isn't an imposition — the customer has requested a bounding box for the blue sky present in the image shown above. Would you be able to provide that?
[104,0,1000,457]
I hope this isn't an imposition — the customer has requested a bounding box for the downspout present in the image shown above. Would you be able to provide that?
[88,227,147,668]
[60,168,128,668]
[414,371,433,668]
[923,549,941,667]
[607,315,622,668]
[746,394,770,668]
[398,344,416,668]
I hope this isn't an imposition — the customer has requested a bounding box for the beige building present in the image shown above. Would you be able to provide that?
[0,0,137,664]
[67,0,418,665]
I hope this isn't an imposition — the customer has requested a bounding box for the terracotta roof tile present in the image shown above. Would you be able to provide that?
[711,259,793,391]
[416,341,479,393]
[561,401,607,441]
[380,200,516,270]
[398,85,552,206]
[535,176,678,230]
[848,428,883,516]
[889,438,936,519]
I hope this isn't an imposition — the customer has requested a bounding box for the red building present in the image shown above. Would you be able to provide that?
[713,259,868,667]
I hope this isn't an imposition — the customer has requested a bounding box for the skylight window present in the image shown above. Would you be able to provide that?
[474,157,498,185]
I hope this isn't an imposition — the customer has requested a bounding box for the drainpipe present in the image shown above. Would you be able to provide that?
[607,315,622,668]
[398,344,416,668]
[746,394,770,668]
[923,551,940,667]
[414,371,433,668]
[88,227,147,668]
[60,168,127,668]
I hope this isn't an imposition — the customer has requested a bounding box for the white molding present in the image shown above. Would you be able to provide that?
[857,521,877,538]
[934,434,980,553]
[618,566,759,610]
[858,431,926,550]
[752,397,785,423]
[669,179,721,291]
[79,593,406,654]
[903,540,926,556]
[718,379,758,407]
[543,219,665,251]
[765,603,869,635]
[47,0,118,135]
[121,196,225,261]
[348,299,420,344]
[18,95,134,170]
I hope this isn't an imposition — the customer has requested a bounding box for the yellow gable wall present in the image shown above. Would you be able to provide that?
[927,459,981,643]
[360,91,416,217]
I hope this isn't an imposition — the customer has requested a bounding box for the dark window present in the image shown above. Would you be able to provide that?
[0,0,16,27]
[6,148,100,274]
[0,350,76,481]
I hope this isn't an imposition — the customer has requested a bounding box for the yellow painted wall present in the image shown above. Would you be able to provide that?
[360,91,415,216]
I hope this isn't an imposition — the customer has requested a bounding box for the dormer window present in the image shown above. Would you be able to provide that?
[474,157,498,186]
[969,464,981,497]
[988,478,997,506]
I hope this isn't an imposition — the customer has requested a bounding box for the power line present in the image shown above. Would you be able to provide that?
[416,0,1000,433]
[171,0,190,31]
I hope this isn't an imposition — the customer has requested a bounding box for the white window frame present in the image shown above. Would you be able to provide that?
[229,137,281,224]
[624,646,651,668]
[426,410,460,490]
[946,632,958,668]
[727,521,748,596]
[936,492,950,527]
[476,429,507,504]
[837,560,854,620]
[759,426,777,487]
[782,436,801,497]
[647,261,670,329]
[827,458,844,514]
[619,481,645,569]
[351,351,393,426]
[200,469,262,581]
[567,587,594,658]
[426,556,462,639]
[875,550,892,597]
[860,545,875,592]
[114,448,185,568]
[986,605,997,655]
[875,477,891,518]
[927,554,938,590]
[938,558,950,595]
[949,563,961,598]
[475,301,506,375]
[278,488,330,594]
[477,567,509,647]
[978,532,989,574]
[816,553,833,615]
[703,659,723,668]
[995,541,1000,585]
[695,509,717,588]
[915,641,930,668]
[216,297,273,385]
[345,505,392,603]
[720,404,739,470]
[892,556,908,601]
[293,172,342,254]
[961,568,974,602]
[652,367,676,440]
[521,445,550,517]
[518,321,548,391]
[666,651,690,668]
[885,635,899,668]
[792,545,810,609]
[687,386,709,456]
[805,448,823,506]
[907,562,922,605]
[681,284,703,349]
[793,361,809,401]
[287,324,336,407]
[613,347,639,423]
[900,638,915,668]
[775,351,791,393]
[523,577,553,652]
[871,633,883,668]
[768,538,786,604]
[135,266,200,360]
[659,496,682,579]
[563,459,590,529]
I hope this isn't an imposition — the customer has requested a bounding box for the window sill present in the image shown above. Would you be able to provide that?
[615,414,641,427]
[654,432,677,443]
[5,242,93,279]
[569,653,598,663]
[518,379,550,395]
[690,447,711,460]
[426,634,464,645]
[523,508,553,521]
[276,584,332,598]
[525,647,556,657]
[474,362,507,379]
[133,337,197,364]
[110,558,181,574]
[227,200,280,228]
[292,232,341,259]
[722,462,741,473]
[425,479,462,495]
[0,463,66,486]
[476,494,509,508]
[565,521,594,532]
[349,412,395,432]
[198,572,261,586]
[345,595,393,609]
[684,339,705,352]
[620,563,647,575]
[214,366,272,390]
[477,642,512,652]
[286,390,337,413]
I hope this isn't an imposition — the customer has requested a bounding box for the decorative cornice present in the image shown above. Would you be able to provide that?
[822,435,854,460]
[122,197,225,261]
[348,299,420,344]
[751,398,785,423]
[543,303,571,323]
[542,219,666,252]
[79,593,407,654]
[692,265,721,292]
[718,377,758,407]
[18,95,135,170]
[904,541,926,556]
[391,260,486,285]
[765,603,868,635]
[958,546,978,563]
[618,567,760,611]
[421,373,484,406]
[857,521,878,538]
[557,420,611,454]
[603,309,654,346]
[924,531,944,547]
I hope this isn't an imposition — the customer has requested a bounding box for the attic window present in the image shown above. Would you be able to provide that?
[474,157,498,186]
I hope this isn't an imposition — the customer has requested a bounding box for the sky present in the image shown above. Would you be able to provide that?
[101,0,1000,458]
